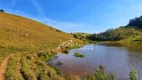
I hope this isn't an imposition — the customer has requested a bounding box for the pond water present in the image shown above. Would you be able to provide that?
[49,44,142,80]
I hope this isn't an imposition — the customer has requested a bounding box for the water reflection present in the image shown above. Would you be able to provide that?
[49,44,142,79]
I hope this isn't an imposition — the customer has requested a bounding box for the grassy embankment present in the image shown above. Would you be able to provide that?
[0,12,84,80]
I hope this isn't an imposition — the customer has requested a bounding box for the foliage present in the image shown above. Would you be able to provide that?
[63,49,69,54]
[130,70,137,80]
[20,52,65,80]
[87,15,142,42]
[56,29,62,32]
[127,16,142,29]
[71,32,90,41]
[74,52,85,58]
[88,28,142,41]
[0,9,4,13]
[81,65,115,80]
[57,61,63,66]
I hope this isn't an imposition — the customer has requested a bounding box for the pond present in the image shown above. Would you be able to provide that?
[49,44,142,80]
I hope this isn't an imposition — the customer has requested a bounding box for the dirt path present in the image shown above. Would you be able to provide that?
[0,54,14,80]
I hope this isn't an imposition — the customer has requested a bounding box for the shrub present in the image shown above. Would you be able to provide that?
[56,29,62,32]
[82,66,115,80]
[63,49,69,54]
[0,9,4,13]
[130,70,137,80]
[74,52,85,58]
[57,61,63,66]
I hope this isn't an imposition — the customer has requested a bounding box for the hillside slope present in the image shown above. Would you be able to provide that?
[0,12,83,80]
[88,27,142,41]
[88,15,142,42]
[0,12,82,52]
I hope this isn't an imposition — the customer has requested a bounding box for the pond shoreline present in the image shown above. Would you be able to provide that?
[49,44,142,80]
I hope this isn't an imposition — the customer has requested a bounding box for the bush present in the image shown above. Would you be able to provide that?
[63,49,69,54]
[57,61,63,66]
[74,52,85,58]
[56,29,62,32]
[82,65,115,80]
[130,70,137,80]
[0,9,4,13]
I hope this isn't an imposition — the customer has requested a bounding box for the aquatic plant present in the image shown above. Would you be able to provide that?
[74,52,85,58]
[130,70,137,80]
[63,49,69,54]
[57,61,63,66]
[81,65,115,80]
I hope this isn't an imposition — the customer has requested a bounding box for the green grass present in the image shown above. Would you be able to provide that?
[5,54,23,80]
[20,51,65,80]
[81,66,115,80]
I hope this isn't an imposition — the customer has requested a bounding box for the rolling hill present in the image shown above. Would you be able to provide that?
[0,12,82,52]
[88,15,142,42]
[0,12,83,80]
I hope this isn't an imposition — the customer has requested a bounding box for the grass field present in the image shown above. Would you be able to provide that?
[0,12,83,80]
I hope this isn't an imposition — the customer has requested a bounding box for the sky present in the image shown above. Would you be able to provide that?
[0,0,142,33]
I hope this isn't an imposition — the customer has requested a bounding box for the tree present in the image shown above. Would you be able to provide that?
[130,70,137,80]
[0,9,4,13]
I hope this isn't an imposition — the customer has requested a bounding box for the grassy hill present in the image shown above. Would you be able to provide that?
[0,12,83,58]
[0,12,83,80]
[88,27,142,41]
[0,12,82,51]
[88,15,142,42]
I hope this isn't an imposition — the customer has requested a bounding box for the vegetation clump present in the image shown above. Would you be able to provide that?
[56,29,62,32]
[0,9,4,13]
[81,65,115,80]
[63,49,69,54]
[74,52,85,58]
[71,32,90,41]
[63,44,82,54]
[57,61,63,66]
[20,52,65,80]
[130,70,137,80]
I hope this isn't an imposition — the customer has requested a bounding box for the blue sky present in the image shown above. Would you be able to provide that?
[0,0,142,33]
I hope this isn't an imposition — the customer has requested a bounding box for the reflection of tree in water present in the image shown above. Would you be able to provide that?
[127,51,142,80]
